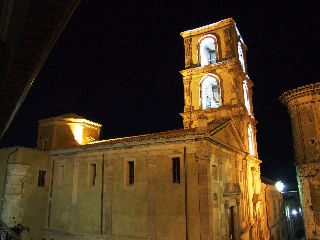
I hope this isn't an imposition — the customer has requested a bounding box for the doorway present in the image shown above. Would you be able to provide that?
[228,206,235,239]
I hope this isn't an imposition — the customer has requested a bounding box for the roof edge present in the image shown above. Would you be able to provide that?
[279,82,320,105]
[180,18,234,38]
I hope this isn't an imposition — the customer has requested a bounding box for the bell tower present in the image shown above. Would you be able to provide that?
[180,18,258,157]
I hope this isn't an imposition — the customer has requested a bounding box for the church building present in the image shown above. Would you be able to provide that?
[0,18,287,240]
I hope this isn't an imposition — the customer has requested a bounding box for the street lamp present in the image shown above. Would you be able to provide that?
[275,181,285,193]
[291,209,298,216]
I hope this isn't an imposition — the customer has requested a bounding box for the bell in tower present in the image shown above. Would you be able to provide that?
[180,18,258,158]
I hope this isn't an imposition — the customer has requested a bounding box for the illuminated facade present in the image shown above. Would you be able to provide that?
[0,18,288,240]
[280,82,320,240]
[261,177,288,240]
[37,113,102,150]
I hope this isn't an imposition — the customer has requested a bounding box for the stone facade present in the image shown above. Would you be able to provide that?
[280,82,320,240]
[0,19,289,240]
[0,147,51,239]
[261,177,288,240]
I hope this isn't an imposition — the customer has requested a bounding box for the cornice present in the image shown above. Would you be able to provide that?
[180,58,239,77]
[38,116,102,128]
[279,82,320,106]
[49,129,205,156]
[246,155,262,164]
[180,18,234,38]
[181,104,251,119]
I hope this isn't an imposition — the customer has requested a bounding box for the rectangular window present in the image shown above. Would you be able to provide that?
[38,170,46,187]
[89,164,96,186]
[128,161,134,185]
[172,157,180,183]
[57,165,64,187]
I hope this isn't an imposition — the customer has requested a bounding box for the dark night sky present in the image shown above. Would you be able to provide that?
[1,1,319,190]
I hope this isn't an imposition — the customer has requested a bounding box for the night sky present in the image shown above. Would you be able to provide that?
[1,1,319,190]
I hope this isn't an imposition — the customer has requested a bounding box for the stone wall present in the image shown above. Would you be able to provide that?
[0,147,51,239]
[280,82,320,239]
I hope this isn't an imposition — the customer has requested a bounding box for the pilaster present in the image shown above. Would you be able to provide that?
[196,140,212,240]
[103,158,114,236]
[70,159,79,233]
[146,157,157,240]
[184,38,192,69]
[183,76,192,112]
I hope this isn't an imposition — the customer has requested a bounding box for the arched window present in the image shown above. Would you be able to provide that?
[198,35,217,66]
[243,80,251,114]
[248,123,255,156]
[199,75,221,109]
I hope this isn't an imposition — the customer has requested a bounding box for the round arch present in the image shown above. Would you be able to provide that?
[197,34,219,67]
[199,74,221,110]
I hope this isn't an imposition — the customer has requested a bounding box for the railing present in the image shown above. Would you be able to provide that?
[0,219,20,240]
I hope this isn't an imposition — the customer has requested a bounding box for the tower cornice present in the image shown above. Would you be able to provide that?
[180,18,234,38]
[180,58,240,77]
[279,82,320,106]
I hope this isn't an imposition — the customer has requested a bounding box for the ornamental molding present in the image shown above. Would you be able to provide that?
[195,153,210,162]
[180,58,237,77]
[105,159,114,168]
[180,18,234,38]
[146,158,157,167]
[279,82,320,106]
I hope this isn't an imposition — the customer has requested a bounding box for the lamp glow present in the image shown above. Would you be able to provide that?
[291,209,298,215]
[275,181,284,192]
[73,124,84,144]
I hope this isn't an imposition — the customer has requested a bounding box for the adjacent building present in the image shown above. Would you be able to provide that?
[261,177,289,240]
[280,82,320,240]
